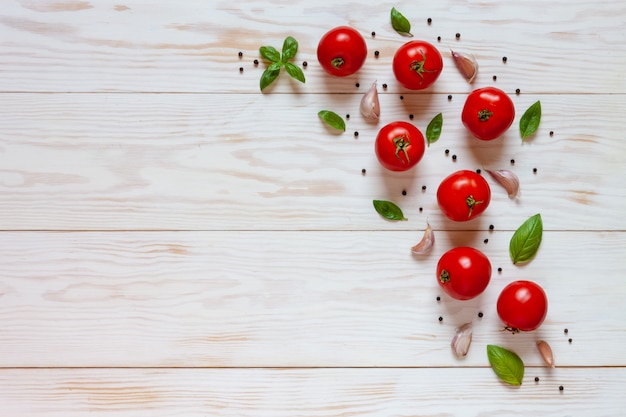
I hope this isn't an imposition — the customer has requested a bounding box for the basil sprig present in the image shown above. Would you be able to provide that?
[487,345,525,386]
[520,100,542,140]
[259,36,305,91]
[509,213,543,264]
[426,113,443,146]
[318,110,346,132]
[373,200,408,221]
[391,7,413,37]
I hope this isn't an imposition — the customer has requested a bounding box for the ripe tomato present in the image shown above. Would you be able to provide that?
[437,170,491,221]
[437,246,492,300]
[375,121,425,172]
[497,280,548,331]
[462,87,515,140]
[317,26,367,77]
[393,40,443,90]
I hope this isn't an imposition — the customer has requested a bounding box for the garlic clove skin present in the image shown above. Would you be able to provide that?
[537,340,556,368]
[451,50,478,84]
[485,169,520,198]
[451,322,473,358]
[411,222,434,255]
[360,81,380,122]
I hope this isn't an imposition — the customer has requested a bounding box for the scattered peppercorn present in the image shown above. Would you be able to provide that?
[438,316,443,322]
[355,82,360,88]
[452,155,457,161]
[493,75,497,81]
[489,224,494,230]
[498,267,503,272]
[409,114,414,120]
[502,56,508,63]
[436,296,441,301]
[346,114,350,119]
[455,33,461,39]
[382,83,388,89]
[569,338,572,343]
[402,190,407,196]
[550,131,554,136]
[445,149,450,155]
[427,17,432,24]
[476,169,481,174]
[448,94,452,100]
[238,51,243,58]
[419,207,423,212]
[478,312,484,318]
[303,61,308,67]
[422,185,427,191]
[533,168,538,173]
[535,377,540,382]
[484,238,489,244]
[361,168,366,175]
[354,131,359,137]
[559,386,564,391]
[400,95,404,100]
[515,88,521,95]
[371,31,376,37]
[510,159,515,164]
[437,36,441,42]
[375,51,380,57]
[564,328,569,334]
[239,67,244,73]
[253,59,259,65]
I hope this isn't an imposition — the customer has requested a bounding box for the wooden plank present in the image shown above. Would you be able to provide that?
[2,367,624,416]
[0,0,624,93]
[0,93,623,231]
[0,230,621,367]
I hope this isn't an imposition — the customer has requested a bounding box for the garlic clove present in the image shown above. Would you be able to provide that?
[451,322,473,358]
[451,50,478,83]
[360,81,380,122]
[411,222,434,255]
[485,169,520,198]
[537,340,555,368]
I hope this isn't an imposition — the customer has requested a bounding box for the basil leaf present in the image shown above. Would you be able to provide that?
[373,200,408,221]
[259,62,282,91]
[426,113,443,146]
[391,7,413,37]
[509,213,543,264]
[259,46,280,63]
[281,36,298,63]
[520,100,542,140]
[487,345,524,386]
[284,62,306,83]
[318,110,345,132]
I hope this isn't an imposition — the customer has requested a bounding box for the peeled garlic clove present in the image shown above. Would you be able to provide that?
[451,49,478,83]
[537,340,555,368]
[411,222,434,255]
[451,322,473,358]
[485,169,520,198]
[360,81,380,121]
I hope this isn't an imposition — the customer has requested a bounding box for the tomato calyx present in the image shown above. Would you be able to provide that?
[502,326,521,334]
[439,269,450,284]
[331,57,345,69]
[478,109,494,122]
[393,135,411,164]
[465,194,484,218]
[408,50,436,81]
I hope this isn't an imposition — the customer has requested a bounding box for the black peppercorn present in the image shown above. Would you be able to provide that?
[502,56,508,63]
[515,88,521,95]
[419,207,423,212]
[455,33,461,39]
[354,131,359,137]
[533,168,538,173]
[564,328,569,334]
[375,51,380,57]
[437,36,441,42]
[427,17,432,24]
[484,238,489,244]
[493,75,497,81]
[452,155,457,161]
[559,386,564,391]
[382,83,388,89]
[550,131,554,136]
[371,31,376,37]
[436,296,441,301]
[569,338,572,343]
[361,168,366,174]
[422,185,427,191]
[438,316,443,322]
[239,67,244,73]
[409,114,414,120]
[478,312,483,318]
[238,51,243,58]
[445,149,450,155]
[400,95,404,100]
[476,169,481,174]
[346,114,350,119]
[489,224,494,230]
[402,190,407,196]
[535,377,540,382]
[498,267,502,272]
[510,159,515,164]
[448,94,452,100]
[303,61,308,67]
[355,82,360,88]
[253,59,259,65]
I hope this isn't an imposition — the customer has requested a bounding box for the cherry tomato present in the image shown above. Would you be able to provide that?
[375,121,425,172]
[497,280,548,331]
[462,87,515,140]
[437,246,492,300]
[393,40,443,90]
[317,26,367,77]
[437,170,491,221]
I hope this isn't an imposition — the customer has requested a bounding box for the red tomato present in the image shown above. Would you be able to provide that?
[393,40,443,90]
[437,170,491,221]
[375,121,425,172]
[317,26,367,77]
[437,246,492,300]
[497,280,548,331]
[462,87,515,140]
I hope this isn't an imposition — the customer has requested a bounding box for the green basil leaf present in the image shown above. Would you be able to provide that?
[281,36,299,63]
[373,200,408,221]
[520,100,542,141]
[284,62,306,83]
[509,213,543,264]
[259,62,282,91]
[391,7,413,37]
[318,110,345,132]
[259,45,280,63]
[487,345,524,386]
[426,113,443,146]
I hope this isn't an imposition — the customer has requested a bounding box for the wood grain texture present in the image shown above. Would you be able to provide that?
[2,367,625,417]
[0,93,623,231]
[0,230,621,367]
[0,0,624,93]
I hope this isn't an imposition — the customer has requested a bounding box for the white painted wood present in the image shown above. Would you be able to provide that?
[2,367,624,416]
[0,93,623,231]
[0,230,621,367]
[0,0,624,93]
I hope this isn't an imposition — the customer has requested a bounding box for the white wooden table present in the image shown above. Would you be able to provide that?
[1,0,625,415]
